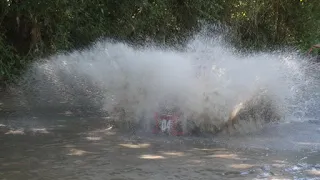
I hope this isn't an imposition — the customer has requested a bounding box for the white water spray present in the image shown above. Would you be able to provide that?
[15,30,320,133]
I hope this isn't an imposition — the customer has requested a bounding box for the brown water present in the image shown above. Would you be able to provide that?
[0,108,320,180]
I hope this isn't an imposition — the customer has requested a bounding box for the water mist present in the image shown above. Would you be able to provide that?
[14,29,320,134]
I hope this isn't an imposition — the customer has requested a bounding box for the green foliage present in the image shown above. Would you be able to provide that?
[224,0,320,51]
[0,0,319,83]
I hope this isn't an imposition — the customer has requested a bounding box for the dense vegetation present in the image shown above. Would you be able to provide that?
[0,0,319,83]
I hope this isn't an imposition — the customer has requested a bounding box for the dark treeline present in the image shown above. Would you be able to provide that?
[0,0,319,83]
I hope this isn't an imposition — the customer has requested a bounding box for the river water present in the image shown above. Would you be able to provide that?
[0,108,319,180]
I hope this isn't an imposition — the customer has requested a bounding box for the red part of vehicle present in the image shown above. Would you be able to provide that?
[152,112,183,136]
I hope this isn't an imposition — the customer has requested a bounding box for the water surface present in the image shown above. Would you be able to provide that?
[0,109,319,180]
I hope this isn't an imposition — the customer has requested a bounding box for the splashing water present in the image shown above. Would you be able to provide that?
[14,31,320,133]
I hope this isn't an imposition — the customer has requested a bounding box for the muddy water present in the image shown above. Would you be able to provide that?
[0,110,320,180]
